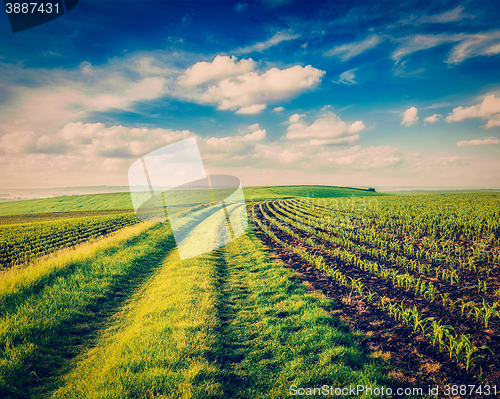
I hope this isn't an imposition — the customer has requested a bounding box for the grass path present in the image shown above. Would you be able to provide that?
[51,228,392,398]
[0,223,176,399]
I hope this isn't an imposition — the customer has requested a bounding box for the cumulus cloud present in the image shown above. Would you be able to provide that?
[286,113,306,124]
[456,137,500,147]
[178,55,255,86]
[235,104,267,114]
[306,145,406,170]
[254,143,306,164]
[59,122,192,158]
[424,114,442,125]
[324,35,382,61]
[0,59,172,147]
[178,56,324,114]
[446,95,500,127]
[285,109,365,146]
[235,129,266,142]
[401,107,419,126]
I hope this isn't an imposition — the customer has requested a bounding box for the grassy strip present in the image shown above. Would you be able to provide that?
[214,229,392,398]
[52,228,391,399]
[51,242,222,399]
[0,222,153,316]
[0,223,175,399]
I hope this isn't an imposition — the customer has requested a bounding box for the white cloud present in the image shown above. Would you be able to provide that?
[131,57,177,77]
[324,35,382,61]
[285,110,365,145]
[349,120,365,133]
[309,135,360,147]
[418,6,474,24]
[287,113,305,124]
[272,106,285,113]
[446,95,500,127]
[235,104,267,114]
[178,55,255,86]
[234,129,266,142]
[248,123,260,131]
[456,137,500,147]
[391,34,459,63]
[485,119,500,128]
[254,143,306,164]
[430,156,468,166]
[447,31,500,64]
[0,60,172,146]
[401,107,419,126]
[391,31,500,64]
[424,114,442,125]
[179,57,324,113]
[58,122,192,158]
[235,31,300,54]
[83,77,166,110]
[304,145,406,170]
[337,68,357,85]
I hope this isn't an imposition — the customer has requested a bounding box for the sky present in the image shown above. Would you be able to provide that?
[0,0,499,189]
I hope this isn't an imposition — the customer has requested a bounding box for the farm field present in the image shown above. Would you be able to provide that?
[0,189,499,398]
[0,185,382,216]
[252,193,500,387]
[0,212,396,399]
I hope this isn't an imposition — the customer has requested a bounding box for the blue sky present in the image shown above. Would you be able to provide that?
[0,0,499,189]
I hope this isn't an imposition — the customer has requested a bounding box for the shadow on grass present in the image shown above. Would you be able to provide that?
[204,247,252,399]
[0,225,176,399]
[201,230,399,399]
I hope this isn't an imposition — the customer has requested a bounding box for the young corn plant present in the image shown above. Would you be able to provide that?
[365,289,376,304]
[449,269,461,284]
[459,299,474,317]
[481,299,499,328]
[379,296,389,311]
[468,304,482,323]
[440,292,450,307]
[477,279,488,293]
[424,284,437,302]
[430,320,454,351]
[459,334,493,371]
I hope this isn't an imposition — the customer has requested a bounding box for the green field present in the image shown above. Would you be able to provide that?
[0,185,382,216]
[1,188,498,398]
[0,216,394,399]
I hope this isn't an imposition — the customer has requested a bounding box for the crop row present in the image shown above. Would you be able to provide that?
[253,202,494,371]
[0,213,139,268]
[292,198,500,273]
[267,201,500,328]
[282,199,495,293]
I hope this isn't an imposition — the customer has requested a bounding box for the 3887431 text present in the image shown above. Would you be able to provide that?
[289,384,497,396]
[5,3,60,14]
